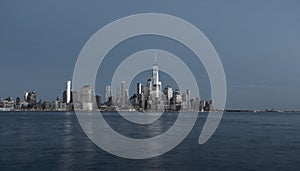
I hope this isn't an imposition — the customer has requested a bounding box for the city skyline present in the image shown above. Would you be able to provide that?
[0,52,299,111]
[1,1,300,110]
[0,58,214,112]
[1,54,297,112]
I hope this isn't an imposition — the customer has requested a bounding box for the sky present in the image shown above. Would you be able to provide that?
[0,0,300,110]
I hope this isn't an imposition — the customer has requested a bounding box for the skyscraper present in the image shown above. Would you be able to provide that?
[163,86,173,110]
[24,90,28,102]
[171,89,182,111]
[15,97,21,109]
[146,78,152,97]
[152,54,162,98]
[186,89,190,110]
[164,86,173,100]
[105,85,111,103]
[137,83,142,95]
[95,95,101,109]
[116,86,121,107]
[27,91,37,109]
[153,55,159,86]
[80,85,93,110]
[121,81,126,107]
[141,55,164,111]
[66,81,71,104]
[124,89,129,109]
[137,83,144,110]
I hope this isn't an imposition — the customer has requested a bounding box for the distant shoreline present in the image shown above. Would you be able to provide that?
[0,110,299,113]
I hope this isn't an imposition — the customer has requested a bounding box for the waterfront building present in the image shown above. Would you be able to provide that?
[66,81,71,104]
[63,81,72,104]
[129,94,139,110]
[204,100,213,111]
[105,85,111,103]
[137,83,142,95]
[136,83,144,110]
[27,91,37,109]
[0,97,14,111]
[171,89,182,111]
[115,86,121,107]
[55,98,67,111]
[63,91,67,103]
[164,86,173,100]
[124,89,129,109]
[95,95,101,109]
[80,85,93,111]
[24,90,28,102]
[107,96,114,108]
[121,81,126,108]
[138,92,145,110]
[15,97,21,108]
[186,89,191,110]
[200,100,205,112]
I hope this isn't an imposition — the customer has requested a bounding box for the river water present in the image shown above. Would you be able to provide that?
[0,112,300,170]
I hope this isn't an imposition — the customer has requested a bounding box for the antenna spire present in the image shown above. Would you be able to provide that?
[154,53,157,63]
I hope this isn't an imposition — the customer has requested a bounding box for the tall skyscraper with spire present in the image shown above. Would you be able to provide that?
[153,53,159,86]
[152,53,162,98]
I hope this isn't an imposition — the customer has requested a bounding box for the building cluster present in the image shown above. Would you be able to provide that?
[0,82,73,111]
[0,58,213,112]
[72,58,214,112]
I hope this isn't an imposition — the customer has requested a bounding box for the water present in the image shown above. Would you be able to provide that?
[1,112,300,170]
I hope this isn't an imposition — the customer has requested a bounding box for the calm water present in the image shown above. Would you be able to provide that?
[1,112,300,170]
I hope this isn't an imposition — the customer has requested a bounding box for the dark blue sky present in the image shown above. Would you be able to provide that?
[0,0,300,110]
